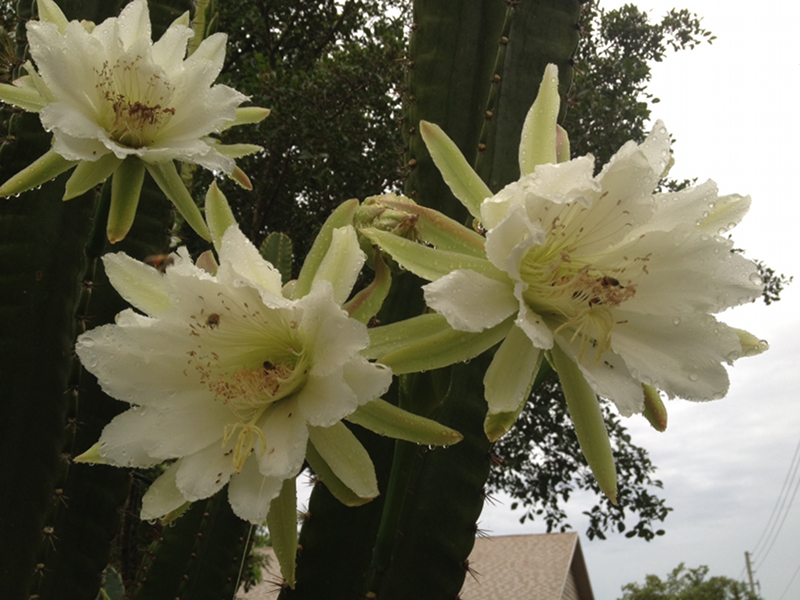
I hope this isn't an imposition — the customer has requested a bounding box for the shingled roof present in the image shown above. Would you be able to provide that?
[239,532,595,600]
[461,533,595,600]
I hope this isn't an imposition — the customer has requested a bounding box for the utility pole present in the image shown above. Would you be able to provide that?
[745,551,756,595]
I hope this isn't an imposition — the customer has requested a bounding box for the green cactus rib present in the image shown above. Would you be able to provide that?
[133,493,256,600]
[402,1,507,222]
[371,361,493,600]
[0,116,95,600]
[259,231,294,285]
[34,176,173,600]
[474,0,584,192]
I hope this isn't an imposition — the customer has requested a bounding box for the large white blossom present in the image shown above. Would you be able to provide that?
[0,0,268,241]
[75,223,393,523]
[423,121,765,418]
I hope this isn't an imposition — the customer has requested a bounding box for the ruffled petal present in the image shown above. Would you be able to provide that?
[256,398,308,479]
[175,441,235,501]
[141,462,187,520]
[423,269,517,333]
[611,311,739,401]
[228,456,283,523]
[301,282,370,377]
[103,252,171,315]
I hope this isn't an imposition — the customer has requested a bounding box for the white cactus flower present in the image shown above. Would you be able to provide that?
[75,221,393,523]
[0,0,269,242]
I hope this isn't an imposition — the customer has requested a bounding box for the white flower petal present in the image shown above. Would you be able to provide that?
[295,369,359,427]
[513,283,553,349]
[175,441,235,501]
[312,226,366,306]
[301,282,370,376]
[96,407,163,468]
[228,456,284,523]
[141,461,187,520]
[103,252,171,315]
[116,0,151,49]
[151,22,192,72]
[611,311,739,401]
[483,204,545,277]
[219,225,283,295]
[554,336,644,417]
[342,357,393,407]
[423,269,517,333]
[256,398,309,479]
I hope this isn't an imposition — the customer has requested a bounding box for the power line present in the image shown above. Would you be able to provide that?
[750,438,800,562]
[755,471,800,571]
[777,561,800,600]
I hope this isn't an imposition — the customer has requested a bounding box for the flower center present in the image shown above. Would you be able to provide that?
[185,298,308,473]
[518,209,644,361]
[95,56,175,148]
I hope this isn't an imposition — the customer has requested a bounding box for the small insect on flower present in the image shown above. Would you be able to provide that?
[206,313,221,328]
[144,254,175,273]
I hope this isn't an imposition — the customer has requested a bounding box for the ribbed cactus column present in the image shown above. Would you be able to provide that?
[282,1,584,599]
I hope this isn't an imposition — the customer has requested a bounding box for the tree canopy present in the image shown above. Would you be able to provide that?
[619,563,763,600]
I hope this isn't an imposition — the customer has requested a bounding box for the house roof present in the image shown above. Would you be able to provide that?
[238,533,595,600]
[460,533,595,600]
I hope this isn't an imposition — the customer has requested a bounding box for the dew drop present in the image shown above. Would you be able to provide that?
[672,317,681,325]
[688,373,699,382]
[748,273,763,285]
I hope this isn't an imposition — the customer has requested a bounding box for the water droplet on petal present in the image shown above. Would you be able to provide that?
[672,317,681,325]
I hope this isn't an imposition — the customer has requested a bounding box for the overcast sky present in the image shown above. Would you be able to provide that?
[481,1,800,599]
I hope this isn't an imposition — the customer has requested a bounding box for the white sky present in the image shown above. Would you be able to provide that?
[481,1,800,599]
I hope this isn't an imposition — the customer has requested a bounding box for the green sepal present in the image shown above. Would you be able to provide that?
[0,149,77,198]
[418,120,491,220]
[365,313,452,359]
[204,181,236,252]
[71,442,107,465]
[361,227,506,283]
[550,344,617,503]
[144,160,211,241]
[267,477,298,588]
[292,199,358,299]
[346,399,463,447]
[483,327,543,441]
[343,249,391,324]
[107,156,145,243]
[518,63,560,175]
[0,79,46,112]
[160,501,192,526]
[308,423,378,500]
[219,107,271,131]
[370,315,514,375]
[378,197,486,257]
[63,154,123,200]
[36,0,69,32]
[556,124,571,163]
[642,384,668,432]
[306,441,373,507]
